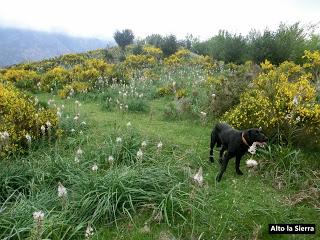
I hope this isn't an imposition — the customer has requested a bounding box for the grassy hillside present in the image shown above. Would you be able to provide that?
[0,46,319,239]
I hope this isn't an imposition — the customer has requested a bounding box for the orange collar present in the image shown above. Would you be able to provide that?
[242,132,249,146]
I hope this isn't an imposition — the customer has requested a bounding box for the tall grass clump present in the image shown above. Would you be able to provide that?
[70,164,203,226]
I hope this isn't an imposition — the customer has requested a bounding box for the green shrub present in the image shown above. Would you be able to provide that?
[127,98,150,112]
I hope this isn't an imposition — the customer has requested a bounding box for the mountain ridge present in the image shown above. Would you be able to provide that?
[0,26,112,67]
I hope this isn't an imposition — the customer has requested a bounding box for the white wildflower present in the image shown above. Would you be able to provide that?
[74,156,80,163]
[193,167,203,186]
[108,155,114,163]
[116,137,122,143]
[137,149,143,159]
[140,224,151,233]
[85,225,94,238]
[33,211,45,222]
[26,134,32,143]
[81,121,86,125]
[293,95,299,105]
[58,182,67,198]
[248,145,256,154]
[0,131,9,141]
[141,141,147,148]
[76,147,83,156]
[157,141,163,150]
[246,159,258,168]
[71,129,75,133]
[92,164,98,171]
[126,122,131,127]
[40,125,46,134]
[74,114,80,121]
[57,111,62,118]
[200,111,207,117]
[212,93,216,98]
[248,142,257,154]
[46,121,52,129]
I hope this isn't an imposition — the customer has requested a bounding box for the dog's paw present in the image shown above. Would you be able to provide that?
[236,170,244,175]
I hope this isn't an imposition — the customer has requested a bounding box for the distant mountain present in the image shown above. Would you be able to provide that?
[0,27,112,67]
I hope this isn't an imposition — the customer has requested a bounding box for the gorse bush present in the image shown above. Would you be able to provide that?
[0,84,58,155]
[2,69,40,91]
[224,58,320,145]
[40,66,70,92]
[124,54,157,69]
[142,45,163,59]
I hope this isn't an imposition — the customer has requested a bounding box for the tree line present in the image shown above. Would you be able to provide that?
[113,23,320,64]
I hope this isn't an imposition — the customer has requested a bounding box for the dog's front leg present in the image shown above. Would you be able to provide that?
[235,154,243,175]
[216,152,232,182]
[219,146,226,165]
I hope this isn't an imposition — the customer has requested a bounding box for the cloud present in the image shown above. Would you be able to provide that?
[0,0,319,40]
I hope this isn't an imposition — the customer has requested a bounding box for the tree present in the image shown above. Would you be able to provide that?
[160,35,178,57]
[113,29,135,50]
[145,34,163,48]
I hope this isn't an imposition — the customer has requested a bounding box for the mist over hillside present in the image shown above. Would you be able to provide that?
[0,27,112,67]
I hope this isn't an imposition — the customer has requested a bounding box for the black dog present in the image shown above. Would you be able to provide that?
[209,123,268,182]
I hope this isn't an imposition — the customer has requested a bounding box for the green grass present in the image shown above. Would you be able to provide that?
[1,92,319,240]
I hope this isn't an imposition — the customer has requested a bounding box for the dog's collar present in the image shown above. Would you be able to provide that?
[241,132,250,146]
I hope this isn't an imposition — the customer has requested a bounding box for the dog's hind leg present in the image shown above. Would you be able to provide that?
[209,129,216,162]
[216,152,233,182]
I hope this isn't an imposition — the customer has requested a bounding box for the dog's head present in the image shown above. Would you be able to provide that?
[247,128,268,144]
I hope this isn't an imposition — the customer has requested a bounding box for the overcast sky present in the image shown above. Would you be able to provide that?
[0,0,319,40]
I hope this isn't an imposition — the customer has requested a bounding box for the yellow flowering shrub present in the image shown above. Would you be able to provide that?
[58,81,91,98]
[58,53,86,67]
[157,85,174,97]
[303,50,320,84]
[40,67,70,92]
[164,49,191,67]
[2,69,40,91]
[0,84,58,155]
[175,89,187,99]
[191,55,216,70]
[82,59,116,82]
[142,45,163,59]
[224,61,320,143]
[124,54,157,69]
